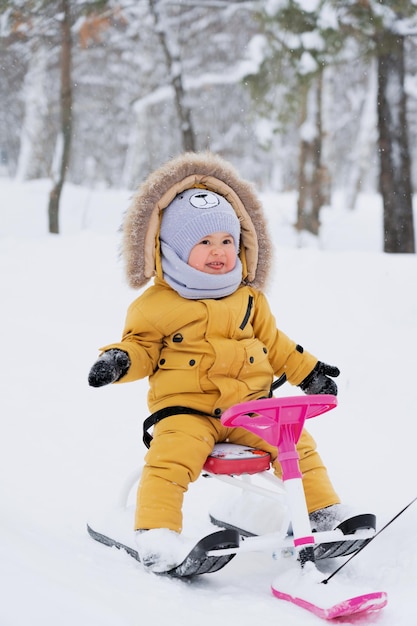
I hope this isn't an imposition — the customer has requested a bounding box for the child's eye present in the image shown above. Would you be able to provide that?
[223,238,233,245]
[200,239,210,245]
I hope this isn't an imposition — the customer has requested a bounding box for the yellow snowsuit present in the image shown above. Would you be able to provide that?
[102,279,340,531]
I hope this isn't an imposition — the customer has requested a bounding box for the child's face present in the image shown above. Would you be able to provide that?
[188,232,237,274]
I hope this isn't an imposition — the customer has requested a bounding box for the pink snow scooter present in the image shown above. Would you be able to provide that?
[87,394,387,620]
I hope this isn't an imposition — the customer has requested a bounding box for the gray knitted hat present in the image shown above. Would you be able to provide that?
[159,188,241,262]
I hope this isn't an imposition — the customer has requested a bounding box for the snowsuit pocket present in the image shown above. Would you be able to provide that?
[238,339,274,394]
[150,352,203,398]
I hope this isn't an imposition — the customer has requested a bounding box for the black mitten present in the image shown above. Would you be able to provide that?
[299,361,340,396]
[88,349,130,387]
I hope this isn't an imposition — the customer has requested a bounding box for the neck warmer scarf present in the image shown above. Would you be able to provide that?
[160,241,243,300]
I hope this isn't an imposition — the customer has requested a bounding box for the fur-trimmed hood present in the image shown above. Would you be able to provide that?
[122,152,273,291]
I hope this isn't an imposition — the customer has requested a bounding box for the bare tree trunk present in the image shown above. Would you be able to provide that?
[295,72,329,236]
[148,0,195,152]
[48,0,73,234]
[377,31,415,253]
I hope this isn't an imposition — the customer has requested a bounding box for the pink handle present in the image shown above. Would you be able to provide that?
[221,395,337,480]
[221,395,337,446]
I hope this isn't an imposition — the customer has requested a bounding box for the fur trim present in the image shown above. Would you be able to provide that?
[122,152,273,290]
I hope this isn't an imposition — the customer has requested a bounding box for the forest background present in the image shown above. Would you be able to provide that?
[1,0,416,253]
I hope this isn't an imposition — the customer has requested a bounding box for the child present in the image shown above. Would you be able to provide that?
[88,152,350,572]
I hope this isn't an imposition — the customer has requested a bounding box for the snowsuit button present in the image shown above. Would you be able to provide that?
[160,358,166,365]
[173,333,183,343]
[249,356,254,363]
[214,408,222,416]
[263,347,268,354]
[189,359,196,366]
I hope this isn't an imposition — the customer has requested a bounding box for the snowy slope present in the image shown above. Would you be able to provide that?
[0,178,416,625]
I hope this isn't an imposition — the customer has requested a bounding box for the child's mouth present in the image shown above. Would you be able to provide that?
[207,262,224,270]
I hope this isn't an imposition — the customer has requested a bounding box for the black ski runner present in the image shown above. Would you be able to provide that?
[321,495,417,584]
[87,524,239,578]
[209,512,376,560]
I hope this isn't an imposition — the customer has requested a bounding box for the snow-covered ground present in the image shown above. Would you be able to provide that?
[1,177,416,625]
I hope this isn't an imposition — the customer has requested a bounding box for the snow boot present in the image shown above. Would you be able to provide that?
[135,528,197,573]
